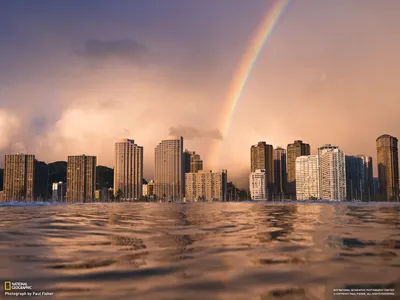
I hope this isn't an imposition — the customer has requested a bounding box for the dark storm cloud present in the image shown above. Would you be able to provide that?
[82,39,149,61]
[30,117,48,135]
[169,125,223,140]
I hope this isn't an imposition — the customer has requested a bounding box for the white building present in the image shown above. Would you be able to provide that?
[185,170,227,201]
[154,137,184,200]
[142,184,148,197]
[52,182,66,202]
[249,169,268,200]
[318,145,346,200]
[114,139,143,200]
[295,155,320,200]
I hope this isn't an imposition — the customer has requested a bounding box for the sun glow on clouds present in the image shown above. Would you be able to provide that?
[0,110,20,151]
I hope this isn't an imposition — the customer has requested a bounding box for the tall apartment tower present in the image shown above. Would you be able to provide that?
[376,134,399,201]
[295,155,319,200]
[66,155,97,202]
[318,145,346,200]
[183,149,203,173]
[357,155,373,200]
[113,139,143,200]
[251,142,274,194]
[3,154,35,202]
[185,169,227,201]
[274,147,287,197]
[345,156,364,201]
[154,136,184,200]
[287,140,310,198]
[249,169,268,200]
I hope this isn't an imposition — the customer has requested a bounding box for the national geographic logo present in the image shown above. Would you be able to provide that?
[3,281,32,291]
[3,281,54,297]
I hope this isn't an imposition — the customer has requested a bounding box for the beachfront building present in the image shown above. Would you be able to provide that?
[249,169,268,200]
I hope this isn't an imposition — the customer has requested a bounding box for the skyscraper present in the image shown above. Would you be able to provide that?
[113,139,143,200]
[357,155,373,200]
[345,156,364,201]
[249,169,267,200]
[183,149,203,173]
[154,136,184,200]
[185,170,227,201]
[376,134,399,201]
[274,147,287,197]
[287,140,310,198]
[66,155,96,202]
[3,154,35,202]
[318,145,346,200]
[295,155,319,200]
[251,142,274,194]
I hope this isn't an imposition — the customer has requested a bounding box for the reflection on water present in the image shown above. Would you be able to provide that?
[0,203,399,299]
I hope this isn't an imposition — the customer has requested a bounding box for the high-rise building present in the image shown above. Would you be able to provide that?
[274,147,287,197]
[295,155,319,200]
[183,149,203,173]
[113,139,143,200]
[154,136,184,200]
[251,142,274,195]
[373,177,379,196]
[249,169,268,200]
[52,181,66,202]
[287,140,310,198]
[3,154,35,202]
[345,156,364,201]
[376,134,399,201]
[318,145,346,200]
[357,155,373,200]
[185,170,227,201]
[66,155,96,202]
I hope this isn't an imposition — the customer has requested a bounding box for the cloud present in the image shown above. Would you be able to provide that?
[169,125,223,140]
[30,116,48,135]
[9,142,27,154]
[0,110,20,150]
[319,71,328,82]
[81,39,149,62]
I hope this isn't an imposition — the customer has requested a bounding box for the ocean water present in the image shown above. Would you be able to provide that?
[0,202,399,300]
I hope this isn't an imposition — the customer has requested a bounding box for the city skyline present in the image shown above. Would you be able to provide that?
[0,133,398,201]
[1,1,400,188]
[0,133,398,190]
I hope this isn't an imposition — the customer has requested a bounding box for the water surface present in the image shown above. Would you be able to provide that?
[0,203,399,299]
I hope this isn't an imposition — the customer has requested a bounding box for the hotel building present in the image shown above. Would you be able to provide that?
[66,155,96,202]
[295,155,320,200]
[183,149,203,173]
[318,145,346,200]
[287,140,310,198]
[376,134,399,201]
[274,147,287,196]
[251,142,274,196]
[154,136,184,200]
[3,154,35,201]
[185,170,227,201]
[113,139,143,200]
[249,169,268,200]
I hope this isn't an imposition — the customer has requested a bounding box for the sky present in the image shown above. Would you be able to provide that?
[0,0,399,188]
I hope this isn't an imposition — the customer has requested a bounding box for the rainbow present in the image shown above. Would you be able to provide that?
[212,0,290,167]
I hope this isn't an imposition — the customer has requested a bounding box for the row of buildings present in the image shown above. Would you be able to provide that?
[249,134,399,201]
[0,137,228,202]
[1,134,398,202]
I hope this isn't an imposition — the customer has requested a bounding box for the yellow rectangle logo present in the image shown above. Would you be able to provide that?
[4,281,11,291]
